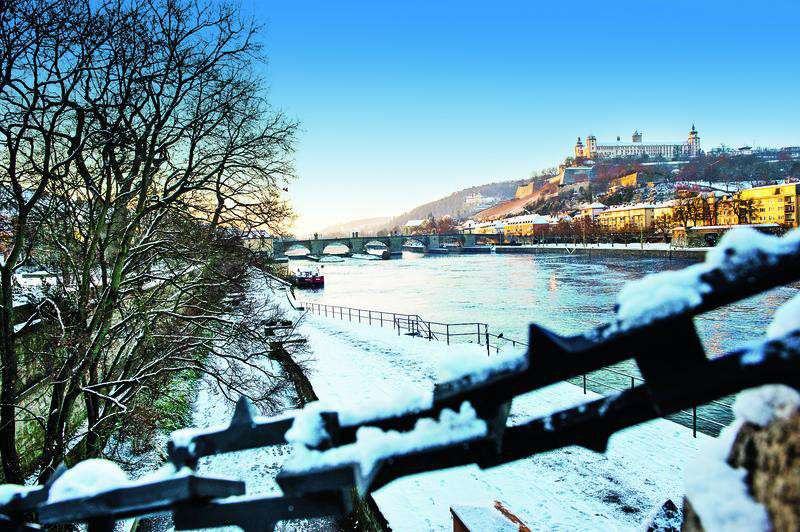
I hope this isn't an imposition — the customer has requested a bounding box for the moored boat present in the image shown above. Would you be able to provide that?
[290,268,324,288]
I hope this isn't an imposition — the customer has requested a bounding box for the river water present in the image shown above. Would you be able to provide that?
[295,250,798,434]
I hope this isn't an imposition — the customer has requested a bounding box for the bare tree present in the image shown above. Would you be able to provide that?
[1,0,300,482]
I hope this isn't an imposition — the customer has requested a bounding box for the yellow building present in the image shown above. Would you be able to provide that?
[596,203,656,231]
[472,221,499,235]
[503,214,550,237]
[579,202,607,219]
[653,202,675,226]
[721,183,800,228]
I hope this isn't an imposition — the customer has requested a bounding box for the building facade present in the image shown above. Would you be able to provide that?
[596,204,656,230]
[718,183,799,228]
[576,125,701,160]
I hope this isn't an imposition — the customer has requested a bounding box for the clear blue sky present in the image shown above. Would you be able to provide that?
[244,0,800,236]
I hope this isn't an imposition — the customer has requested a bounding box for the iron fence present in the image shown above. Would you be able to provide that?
[300,299,732,436]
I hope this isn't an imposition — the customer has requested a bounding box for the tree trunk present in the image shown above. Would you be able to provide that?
[0,266,22,483]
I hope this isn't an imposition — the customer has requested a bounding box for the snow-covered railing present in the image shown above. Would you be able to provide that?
[2,227,799,532]
[300,300,492,346]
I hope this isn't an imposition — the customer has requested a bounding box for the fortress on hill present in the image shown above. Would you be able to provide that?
[575,125,701,160]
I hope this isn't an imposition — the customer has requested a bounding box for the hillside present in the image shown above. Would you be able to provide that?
[318,216,392,237]
[383,179,526,230]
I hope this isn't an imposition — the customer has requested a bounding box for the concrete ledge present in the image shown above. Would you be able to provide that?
[494,246,707,260]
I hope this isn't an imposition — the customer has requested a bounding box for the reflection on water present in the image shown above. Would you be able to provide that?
[299,252,799,434]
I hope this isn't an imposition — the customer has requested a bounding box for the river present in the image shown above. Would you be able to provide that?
[293,250,798,434]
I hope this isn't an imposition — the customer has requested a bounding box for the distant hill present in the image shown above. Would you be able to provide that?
[318,216,392,237]
[383,179,526,231]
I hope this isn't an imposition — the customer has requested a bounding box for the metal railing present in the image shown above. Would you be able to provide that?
[299,301,491,345]
[300,299,731,436]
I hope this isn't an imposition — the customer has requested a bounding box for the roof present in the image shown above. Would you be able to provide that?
[583,202,607,209]
[504,213,550,224]
[739,182,799,192]
[404,219,425,227]
[598,203,658,214]
[596,141,687,148]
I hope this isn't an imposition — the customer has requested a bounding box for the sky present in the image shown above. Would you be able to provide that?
[243,1,800,236]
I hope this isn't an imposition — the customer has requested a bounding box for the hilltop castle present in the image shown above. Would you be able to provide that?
[575,125,701,160]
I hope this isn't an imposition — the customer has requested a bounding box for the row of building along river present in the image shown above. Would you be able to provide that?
[294,250,799,435]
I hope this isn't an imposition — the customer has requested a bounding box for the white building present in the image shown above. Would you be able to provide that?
[575,125,701,160]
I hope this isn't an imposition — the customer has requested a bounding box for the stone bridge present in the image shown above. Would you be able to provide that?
[272,233,488,258]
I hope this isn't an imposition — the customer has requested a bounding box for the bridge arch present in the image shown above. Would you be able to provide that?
[285,243,311,257]
[322,242,351,255]
[364,239,389,249]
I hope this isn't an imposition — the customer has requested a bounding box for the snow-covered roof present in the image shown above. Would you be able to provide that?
[504,214,549,224]
[596,141,686,148]
[598,203,658,213]
[582,202,606,209]
[739,181,799,192]
[404,219,425,227]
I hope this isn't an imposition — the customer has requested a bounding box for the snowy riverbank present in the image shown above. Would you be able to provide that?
[178,278,709,531]
[286,297,709,531]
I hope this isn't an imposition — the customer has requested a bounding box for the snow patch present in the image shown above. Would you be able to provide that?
[48,459,130,503]
[436,345,527,383]
[283,402,487,476]
[0,484,36,505]
[285,402,329,447]
[285,382,434,447]
[766,292,800,340]
[733,385,800,427]
[684,420,769,532]
[170,422,227,451]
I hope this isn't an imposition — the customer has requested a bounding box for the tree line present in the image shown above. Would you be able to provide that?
[0,0,298,484]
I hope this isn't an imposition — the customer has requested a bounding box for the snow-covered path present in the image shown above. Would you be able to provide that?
[297,309,709,531]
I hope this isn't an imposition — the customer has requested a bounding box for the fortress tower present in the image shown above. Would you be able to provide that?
[575,137,584,159]
[688,124,701,157]
[585,135,597,158]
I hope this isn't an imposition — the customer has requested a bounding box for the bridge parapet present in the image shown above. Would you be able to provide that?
[269,233,489,259]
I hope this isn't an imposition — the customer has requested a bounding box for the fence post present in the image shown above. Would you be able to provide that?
[428,321,432,341]
[358,310,361,323]
[477,324,481,344]
[486,331,490,356]
[349,308,352,321]
[583,374,586,394]
[369,310,372,325]
[630,376,635,389]
[693,407,697,438]
[446,324,450,345]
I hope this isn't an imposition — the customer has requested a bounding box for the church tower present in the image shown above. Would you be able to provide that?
[575,137,584,159]
[632,129,642,143]
[688,124,700,157]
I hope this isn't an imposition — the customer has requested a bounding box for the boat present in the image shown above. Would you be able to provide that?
[426,247,449,255]
[290,268,324,288]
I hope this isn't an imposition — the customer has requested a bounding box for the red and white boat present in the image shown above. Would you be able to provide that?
[290,268,324,288]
